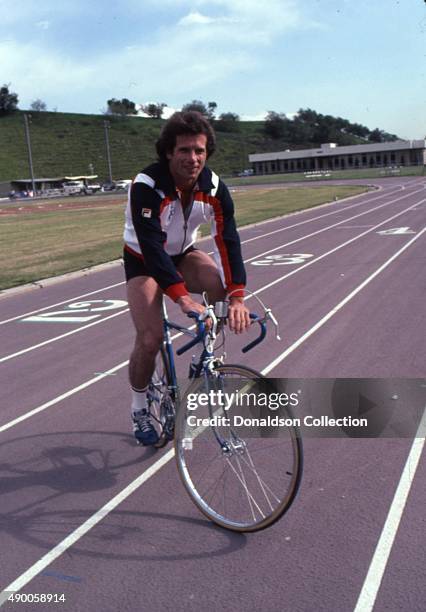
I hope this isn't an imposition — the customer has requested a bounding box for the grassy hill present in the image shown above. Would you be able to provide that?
[0,110,366,186]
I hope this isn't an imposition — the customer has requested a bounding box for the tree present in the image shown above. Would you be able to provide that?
[182,99,208,115]
[297,108,319,125]
[30,98,47,112]
[0,83,19,116]
[206,101,217,120]
[141,102,167,119]
[264,111,290,139]
[181,99,217,120]
[380,130,399,142]
[368,128,383,143]
[291,115,315,144]
[350,122,370,139]
[216,112,240,132]
[106,97,138,116]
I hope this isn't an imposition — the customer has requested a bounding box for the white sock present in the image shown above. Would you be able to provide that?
[131,387,148,415]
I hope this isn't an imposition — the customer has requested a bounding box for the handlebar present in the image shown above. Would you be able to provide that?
[241,314,267,353]
[176,310,267,356]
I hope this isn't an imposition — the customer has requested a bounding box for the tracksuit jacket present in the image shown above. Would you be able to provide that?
[123,162,246,301]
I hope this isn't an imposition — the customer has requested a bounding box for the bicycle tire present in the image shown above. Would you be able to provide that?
[147,346,175,448]
[174,364,303,532]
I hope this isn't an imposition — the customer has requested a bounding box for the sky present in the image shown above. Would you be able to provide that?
[0,0,425,139]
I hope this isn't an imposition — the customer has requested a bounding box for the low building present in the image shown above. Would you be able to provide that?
[249,140,426,175]
[9,175,99,197]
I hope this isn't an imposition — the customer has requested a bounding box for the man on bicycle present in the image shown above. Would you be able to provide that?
[123,110,250,445]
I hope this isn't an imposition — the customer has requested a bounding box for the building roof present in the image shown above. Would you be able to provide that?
[249,140,426,162]
[11,175,98,184]
[12,177,65,184]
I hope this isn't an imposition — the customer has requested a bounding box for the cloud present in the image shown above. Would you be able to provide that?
[0,0,321,113]
[178,10,237,27]
[178,11,216,26]
[174,0,304,44]
[240,111,298,122]
[240,112,268,122]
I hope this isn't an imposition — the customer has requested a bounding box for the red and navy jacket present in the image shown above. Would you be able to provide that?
[123,162,246,301]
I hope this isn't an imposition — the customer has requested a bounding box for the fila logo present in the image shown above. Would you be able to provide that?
[142,208,152,218]
[167,203,176,223]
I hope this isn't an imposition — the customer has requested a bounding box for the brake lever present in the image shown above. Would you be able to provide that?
[264,308,281,341]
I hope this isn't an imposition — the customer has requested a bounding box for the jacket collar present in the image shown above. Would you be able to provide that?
[155,162,214,195]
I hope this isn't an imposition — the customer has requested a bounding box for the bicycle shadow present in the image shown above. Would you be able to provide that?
[0,430,160,522]
[0,430,248,562]
[0,508,247,562]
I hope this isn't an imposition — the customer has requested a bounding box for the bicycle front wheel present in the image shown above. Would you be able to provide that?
[174,365,303,532]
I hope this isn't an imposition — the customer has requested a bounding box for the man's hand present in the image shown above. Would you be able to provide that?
[176,295,208,320]
[228,297,251,334]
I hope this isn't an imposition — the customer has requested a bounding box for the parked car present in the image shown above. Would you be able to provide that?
[85,182,101,194]
[115,179,132,191]
[101,181,116,192]
[63,180,85,196]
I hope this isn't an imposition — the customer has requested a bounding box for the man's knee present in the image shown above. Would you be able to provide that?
[179,251,225,299]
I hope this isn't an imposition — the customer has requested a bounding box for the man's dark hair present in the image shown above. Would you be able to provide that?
[156,111,216,161]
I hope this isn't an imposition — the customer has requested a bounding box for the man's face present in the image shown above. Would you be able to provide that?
[167,133,207,188]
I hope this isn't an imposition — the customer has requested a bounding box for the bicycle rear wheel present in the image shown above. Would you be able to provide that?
[147,347,175,448]
[174,364,303,532]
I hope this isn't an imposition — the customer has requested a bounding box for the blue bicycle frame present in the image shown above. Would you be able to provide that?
[161,299,267,385]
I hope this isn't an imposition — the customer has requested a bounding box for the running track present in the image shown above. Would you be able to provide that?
[0,177,425,611]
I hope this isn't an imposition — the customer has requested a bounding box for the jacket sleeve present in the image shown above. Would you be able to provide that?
[210,181,246,297]
[130,180,189,301]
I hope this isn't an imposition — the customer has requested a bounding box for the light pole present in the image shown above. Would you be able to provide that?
[23,113,37,196]
[103,120,113,183]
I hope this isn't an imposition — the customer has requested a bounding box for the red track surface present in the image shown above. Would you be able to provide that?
[0,177,425,611]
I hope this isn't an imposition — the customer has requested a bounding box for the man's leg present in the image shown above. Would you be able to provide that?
[126,275,164,445]
[127,275,164,388]
[178,250,226,302]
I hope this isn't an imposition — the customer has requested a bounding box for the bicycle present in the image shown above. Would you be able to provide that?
[146,295,303,532]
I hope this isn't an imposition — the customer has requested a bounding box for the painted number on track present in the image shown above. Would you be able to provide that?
[251,253,314,266]
[377,227,415,235]
[22,300,128,323]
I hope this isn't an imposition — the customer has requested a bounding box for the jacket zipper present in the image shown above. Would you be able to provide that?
[180,195,195,253]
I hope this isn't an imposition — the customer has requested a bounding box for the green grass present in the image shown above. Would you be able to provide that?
[1,110,422,196]
[231,184,368,226]
[0,111,299,185]
[0,206,124,288]
[226,165,425,187]
[0,184,368,290]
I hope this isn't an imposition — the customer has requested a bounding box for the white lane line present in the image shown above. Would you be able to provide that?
[1,315,424,606]
[0,183,401,326]
[353,408,426,612]
[2,225,424,434]
[0,233,424,600]
[261,226,426,375]
[0,448,176,607]
[0,359,128,433]
[237,183,391,247]
[0,281,125,326]
[252,198,425,299]
[0,327,189,433]
[243,188,425,264]
[0,309,129,364]
[1,191,422,364]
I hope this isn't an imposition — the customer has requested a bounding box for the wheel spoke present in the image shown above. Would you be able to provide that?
[175,365,303,531]
[225,455,265,520]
